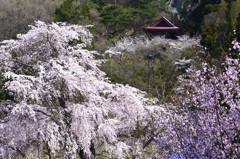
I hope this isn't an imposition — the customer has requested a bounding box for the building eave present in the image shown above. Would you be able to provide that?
[144,26,179,30]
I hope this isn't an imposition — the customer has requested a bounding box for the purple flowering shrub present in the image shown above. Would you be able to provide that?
[155,54,240,157]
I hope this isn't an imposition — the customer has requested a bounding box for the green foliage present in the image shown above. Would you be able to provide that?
[204,4,219,12]
[114,24,125,33]
[181,0,221,34]
[201,25,219,56]
[86,25,94,33]
[224,0,237,3]
[81,3,93,22]
[107,37,120,45]
[137,0,158,19]
[94,0,109,11]
[128,0,166,29]
[101,38,197,98]
[100,5,134,37]
[98,0,166,36]
[101,51,179,98]
[55,0,93,24]
[82,41,95,50]
[224,0,237,50]
[200,0,240,54]
[236,12,240,41]
[55,0,78,23]
[0,0,61,41]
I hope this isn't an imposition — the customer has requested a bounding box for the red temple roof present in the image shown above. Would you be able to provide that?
[144,16,179,31]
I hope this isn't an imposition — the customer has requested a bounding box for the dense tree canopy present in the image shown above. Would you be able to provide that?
[0,0,61,41]
[155,54,240,158]
[0,21,164,158]
[1,0,240,158]
[236,12,240,41]
[201,25,219,55]
[180,0,221,34]
[100,5,134,37]
[102,35,199,97]
[54,0,93,24]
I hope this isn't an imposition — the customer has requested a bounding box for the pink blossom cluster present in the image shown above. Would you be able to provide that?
[155,57,240,158]
[0,21,163,158]
[230,30,240,51]
[230,39,240,50]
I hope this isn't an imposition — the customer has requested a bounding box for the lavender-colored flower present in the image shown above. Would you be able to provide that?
[155,56,240,158]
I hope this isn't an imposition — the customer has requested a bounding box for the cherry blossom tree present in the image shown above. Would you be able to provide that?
[155,53,240,158]
[0,21,164,158]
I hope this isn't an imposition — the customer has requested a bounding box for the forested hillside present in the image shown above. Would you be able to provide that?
[0,0,240,158]
[0,0,62,41]
[1,0,240,55]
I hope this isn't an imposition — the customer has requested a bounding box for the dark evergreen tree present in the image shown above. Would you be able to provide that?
[201,25,219,57]
[127,0,166,33]
[55,0,80,23]
[224,0,237,50]
[92,0,108,11]
[100,5,134,37]
[55,0,92,24]
[236,12,240,42]
[181,0,220,35]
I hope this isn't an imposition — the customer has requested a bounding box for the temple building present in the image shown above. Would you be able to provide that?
[143,16,179,39]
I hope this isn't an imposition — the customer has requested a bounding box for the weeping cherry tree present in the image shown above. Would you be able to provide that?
[0,21,164,159]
